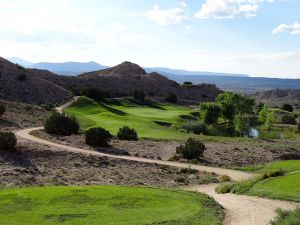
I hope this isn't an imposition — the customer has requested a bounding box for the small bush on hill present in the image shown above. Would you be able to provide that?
[40,103,54,111]
[220,175,231,182]
[183,81,193,85]
[176,138,205,160]
[0,105,6,117]
[0,132,17,151]
[281,114,296,125]
[263,169,285,179]
[215,183,233,194]
[85,127,112,147]
[81,87,105,102]
[282,104,293,112]
[16,73,27,81]
[133,90,145,102]
[165,92,177,103]
[117,126,138,141]
[45,112,79,136]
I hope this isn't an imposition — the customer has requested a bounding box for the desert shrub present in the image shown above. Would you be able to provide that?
[0,132,17,151]
[85,127,112,147]
[231,176,263,194]
[81,87,105,102]
[165,92,177,103]
[215,183,233,194]
[133,90,145,102]
[0,104,6,117]
[282,104,293,112]
[178,167,198,174]
[16,73,27,81]
[220,175,231,182]
[176,138,205,160]
[183,81,193,85]
[263,169,285,179]
[281,114,296,125]
[180,122,207,135]
[40,103,54,111]
[117,126,138,141]
[45,112,79,136]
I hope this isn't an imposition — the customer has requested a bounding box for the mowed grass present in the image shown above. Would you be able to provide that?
[65,97,196,139]
[0,186,223,225]
[232,160,300,202]
[239,160,300,173]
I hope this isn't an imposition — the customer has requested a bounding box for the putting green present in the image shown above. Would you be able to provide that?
[0,186,223,225]
[65,97,197,139]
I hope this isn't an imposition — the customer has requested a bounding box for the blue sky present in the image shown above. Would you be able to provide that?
[0,0,299,78]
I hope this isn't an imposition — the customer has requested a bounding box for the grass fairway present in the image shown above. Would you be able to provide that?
[232,160,300,202]
[65,97,195,139]
[248,172,300,202]
[0,186,223,225]
[239,160,300,173]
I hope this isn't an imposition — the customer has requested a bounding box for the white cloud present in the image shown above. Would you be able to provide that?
[178,1,187,8]
[144,5,186,25]
[184,25,193,34]
[185,51,300,78]
[195,0,273,19]
[272,22,300,35]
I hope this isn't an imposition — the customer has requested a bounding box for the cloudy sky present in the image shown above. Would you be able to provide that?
[0,0,299,78]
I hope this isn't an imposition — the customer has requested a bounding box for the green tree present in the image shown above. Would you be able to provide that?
[216,92,254,122]
[234,114,251,136]
[200,102,221,125]
[258,105,269,124]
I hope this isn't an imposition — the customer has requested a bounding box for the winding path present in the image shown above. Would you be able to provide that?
[15,98,299,225]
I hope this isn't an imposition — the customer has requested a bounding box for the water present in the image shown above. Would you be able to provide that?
[248,128,260,138]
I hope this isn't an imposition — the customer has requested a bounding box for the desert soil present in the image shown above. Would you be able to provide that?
[0,138,216,188]
[32,129,300,167]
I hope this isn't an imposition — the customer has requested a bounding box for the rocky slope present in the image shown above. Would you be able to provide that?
[256,89,300,108]
[1,58,221,104]
[0,57,72,104]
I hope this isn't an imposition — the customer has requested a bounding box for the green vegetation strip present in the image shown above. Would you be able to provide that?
[0,186,223,225]
[219,160,300,202]
[65,97,195,139]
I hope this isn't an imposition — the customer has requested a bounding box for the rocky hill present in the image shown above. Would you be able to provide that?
[0,57,72,104]
[256,89,300,108]
[0,58,222,104]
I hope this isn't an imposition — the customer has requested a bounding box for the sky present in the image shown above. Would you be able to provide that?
[0,0,299,78]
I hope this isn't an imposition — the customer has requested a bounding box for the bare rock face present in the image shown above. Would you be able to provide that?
[256,89,300,107]
[0,57,72,104]
[1,58,222,104]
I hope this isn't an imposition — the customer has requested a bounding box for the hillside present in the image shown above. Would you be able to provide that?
[256,89,300,107]
[0,58,221,104]
[0,57,72,104]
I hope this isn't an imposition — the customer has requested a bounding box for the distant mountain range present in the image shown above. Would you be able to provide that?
[7,57,300,94]
[8,57,249,77]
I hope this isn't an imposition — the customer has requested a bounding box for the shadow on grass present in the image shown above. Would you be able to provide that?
[98,102,128,116]
[127,98,166,110]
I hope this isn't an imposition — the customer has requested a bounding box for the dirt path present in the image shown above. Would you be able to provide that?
[55,96,79,113]
[14,97,299,225]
